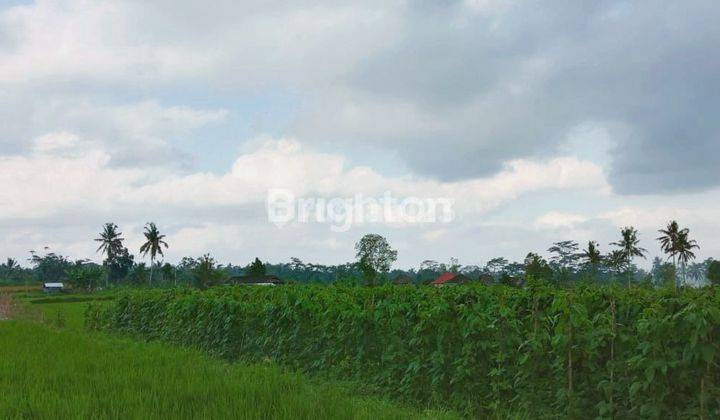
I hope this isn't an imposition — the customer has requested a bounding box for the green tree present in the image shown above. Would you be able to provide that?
[524,253,553,281]
[657,220,681,266]
[192,254,226,289]
[139,222,169,286]
[95,223,127,285]
[582,241,602,269]
[675,228,699,285]
[355,234,397,286]
[28,248,72,283]
[610,227,646,286]
[246,257,267,277]
[657,221,698,286]
[67,264,104,292]
[707,260,720,287]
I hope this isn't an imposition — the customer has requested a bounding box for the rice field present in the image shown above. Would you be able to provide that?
[0,297,457,420]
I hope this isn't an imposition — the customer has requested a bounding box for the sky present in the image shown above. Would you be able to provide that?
[1,0,720,269]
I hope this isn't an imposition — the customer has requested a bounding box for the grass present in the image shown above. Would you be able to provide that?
[0,300,458,419]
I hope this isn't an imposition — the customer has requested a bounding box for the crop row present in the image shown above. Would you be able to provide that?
[87,283,720,417]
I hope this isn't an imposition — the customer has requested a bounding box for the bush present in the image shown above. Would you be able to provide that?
[88,284,720,417]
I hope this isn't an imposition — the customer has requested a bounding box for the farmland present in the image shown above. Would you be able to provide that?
[88,283,720,418]
[0,291,456,420]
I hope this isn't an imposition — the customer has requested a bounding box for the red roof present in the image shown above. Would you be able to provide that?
[432,272,458,285]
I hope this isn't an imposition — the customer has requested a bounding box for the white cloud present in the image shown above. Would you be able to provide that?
[534,211,588,230]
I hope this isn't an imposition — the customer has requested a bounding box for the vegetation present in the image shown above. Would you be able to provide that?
[355,234,398,286]
[139,222,169,286]
[89,283,720,418]
[0,320,452,420]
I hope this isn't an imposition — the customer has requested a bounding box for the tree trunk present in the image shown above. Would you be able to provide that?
[149,258,154,286]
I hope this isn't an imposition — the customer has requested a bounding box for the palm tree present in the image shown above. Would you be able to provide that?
[675,229,699,285]
[610,226,647,286]
[95,223,124,287]
[657,220,699,286]
[4,258,17,271]
[657,220,681,266]
[582,241,603,269]
[139,222,169,286]
[95,223,124,262]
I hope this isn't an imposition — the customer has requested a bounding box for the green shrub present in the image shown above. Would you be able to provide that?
[88,284,720,417]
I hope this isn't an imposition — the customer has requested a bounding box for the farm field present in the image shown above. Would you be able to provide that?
[88,284,720,418]
[0,295,457,420]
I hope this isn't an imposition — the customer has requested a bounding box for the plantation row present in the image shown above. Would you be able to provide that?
[87,283,720,418]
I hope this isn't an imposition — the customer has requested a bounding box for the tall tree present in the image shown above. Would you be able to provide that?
[95,223,124,262]
[657,220,699,286]
[354,234,397,286]
[610,227,647,286]
[675,228,699,285]
[657,220,681,266]
[139,223,169,286]
[581,241,603,270]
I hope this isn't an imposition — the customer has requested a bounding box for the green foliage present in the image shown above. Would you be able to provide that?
[89,284,720,418]
[246,257,267,277]
[708,260,720,287]
[28,249,72,283]
[67,264,104,292]
[0,321,453,419]
[191,254,227,289]
[355,234,398,286]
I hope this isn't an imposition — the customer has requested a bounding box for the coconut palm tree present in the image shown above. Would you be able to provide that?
[139,222,169,286]
[657,220,681,266]
[611,227,647,286]
[4,258,17,271]
[95,223,124,262]
[675,228,699,285]
[95,223,125,287]
[582,241,603,269]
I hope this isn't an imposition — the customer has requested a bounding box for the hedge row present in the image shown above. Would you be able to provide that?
[86,283,720,417]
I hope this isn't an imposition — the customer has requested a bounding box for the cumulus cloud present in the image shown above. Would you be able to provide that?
[2,1,720,268]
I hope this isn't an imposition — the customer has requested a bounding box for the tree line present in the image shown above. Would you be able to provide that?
[2,220,719,290]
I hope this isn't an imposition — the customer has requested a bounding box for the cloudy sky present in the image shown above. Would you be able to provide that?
[1,0,719,269]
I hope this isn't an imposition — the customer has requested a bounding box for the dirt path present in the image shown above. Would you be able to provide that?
[0,294,13,320]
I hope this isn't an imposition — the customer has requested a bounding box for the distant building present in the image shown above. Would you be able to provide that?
[431,272,471,286]
[229,275,284,286]
[392,274,414,285]
[43,282,64,293]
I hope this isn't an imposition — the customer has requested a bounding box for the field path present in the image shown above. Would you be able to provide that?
[0,294,12,320]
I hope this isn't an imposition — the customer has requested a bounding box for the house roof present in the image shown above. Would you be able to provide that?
[431,272,459,285]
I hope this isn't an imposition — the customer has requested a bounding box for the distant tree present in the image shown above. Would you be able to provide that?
[611,227,646,286]
[95,223,124,262]
[67,263,103,292]
[192,254,226,289]
[485,257,509,279]
[139,223,169,286]
[605,249,630,277]
[651,257,676,288]
[658,220,681,266]
[355,234,397,286]
[548,241,581,270]
[581,241,603,270]
[675,228,699,285]
[707,260,720,287]
[95,223,128,285]
[524,253,553,281]
[246,257,267,277]
[28,249,72,283]
[448,257,461,273]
